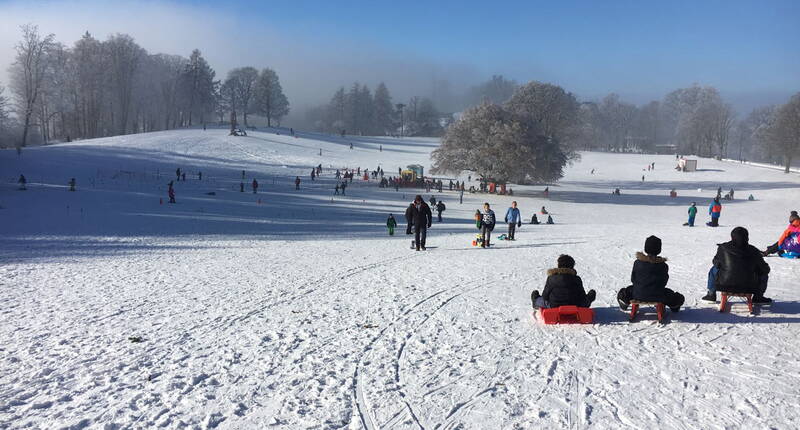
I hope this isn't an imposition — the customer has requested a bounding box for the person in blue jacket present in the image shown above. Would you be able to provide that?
[504,201,522,240]
[707,198,722,227]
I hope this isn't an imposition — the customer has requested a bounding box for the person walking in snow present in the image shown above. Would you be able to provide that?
[684,202,697,227]
[18,174,27,190]
[252,179,259,194]
[182,172,186,182]
[406,196,432,251]
[505,201,522,240]
[703,227,771,303]
[176,168,181,181]
[429,195,437,208]
[707,198,722,227]
[436,201,446,222]
[168,181,176,203]
[616,236,685,312]
[68,178,76,191]
[340,181,347,195]
[295,176,301,190]
[334,184,340,195]
[479,203,496,248]
[387,214,397,236]
[531,254,596,309]
[311,169,316,181]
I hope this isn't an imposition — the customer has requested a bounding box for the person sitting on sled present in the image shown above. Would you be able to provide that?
[546,215,554,224]
[703,227,771,303]
[531,254,596,309]
[530,213,540,224]
[763,212,800,257]
[617,236,685,312]
[386,214,397,236]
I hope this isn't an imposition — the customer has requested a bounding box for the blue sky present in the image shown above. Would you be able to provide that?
[0,0,798,109]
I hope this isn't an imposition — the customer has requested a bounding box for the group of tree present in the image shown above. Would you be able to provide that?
[306,82,445,137]
[1,24,289,148]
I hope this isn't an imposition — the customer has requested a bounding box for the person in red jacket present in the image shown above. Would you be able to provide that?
[707,198,722,227]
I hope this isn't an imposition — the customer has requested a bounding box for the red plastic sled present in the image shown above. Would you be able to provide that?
[539,306,594,324]
[718,292,753,314]
[629,301,665,323]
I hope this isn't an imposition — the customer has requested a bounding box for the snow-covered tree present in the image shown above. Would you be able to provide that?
[9,24,55,147]
[506,81,580,147]
[253,68,289,127]
[432,102,567,183]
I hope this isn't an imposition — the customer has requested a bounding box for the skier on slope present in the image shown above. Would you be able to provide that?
[531,254,596,309]
[703,227,771,303]
[707,198,722,227]
[478,203,496,248]
[617,236,685,312]
[684,202,697,227]
[504,201,522,240]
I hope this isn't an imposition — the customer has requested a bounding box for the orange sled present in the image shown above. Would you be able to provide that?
[539,306,594,324]
[628,300,665,322]
[718,292,753,314]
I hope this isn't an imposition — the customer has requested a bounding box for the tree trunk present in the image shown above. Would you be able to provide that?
[785,154,792,173]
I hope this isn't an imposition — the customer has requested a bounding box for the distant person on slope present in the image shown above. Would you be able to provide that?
[531,254,596,309]
[540,206,548,215]
[530,214,540,225]
[18,174,27,190]
[295,176,301,190]
[252,179,259,194]
[168,181,176,203]
[763,211,800,256]
[617,236,685,312]
[176,168,181,181]
[505,201,522,240]
[386,214,397,236]
[436,201,446,222]
[68,178,76,191]
[703,227,771,303]
[479,203,496,248]
[684,202,697,227]
[707,198,722,227]
[405,203,416,235]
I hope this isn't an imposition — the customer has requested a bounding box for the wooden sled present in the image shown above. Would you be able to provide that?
[628,300,665,323]
[539,306,594,325]
[718,292,753,314]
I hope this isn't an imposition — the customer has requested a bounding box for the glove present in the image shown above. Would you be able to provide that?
[518,221,522,227]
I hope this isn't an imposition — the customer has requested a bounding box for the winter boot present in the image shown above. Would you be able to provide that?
[586,290,597,306]
[752,295,773,304]
[701,291,716,302]
[531,290,541,309]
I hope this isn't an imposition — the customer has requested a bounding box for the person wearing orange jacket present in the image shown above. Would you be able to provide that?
[706,198,722,227]
[763,212,800,256]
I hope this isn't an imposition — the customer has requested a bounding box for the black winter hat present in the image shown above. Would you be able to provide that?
[557,254,575,269]
[644,235,662,256]
[731,227,749,247]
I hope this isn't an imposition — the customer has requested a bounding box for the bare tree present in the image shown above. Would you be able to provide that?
[227,67,258,127]
[9,24,55,147]
[106,34,144,135]
[767,93,800,172]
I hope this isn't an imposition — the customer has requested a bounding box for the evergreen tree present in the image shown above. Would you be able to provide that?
[373,82,393,135]
[253,68,289,127]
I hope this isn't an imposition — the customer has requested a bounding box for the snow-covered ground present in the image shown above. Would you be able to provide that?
[2,128,800,429]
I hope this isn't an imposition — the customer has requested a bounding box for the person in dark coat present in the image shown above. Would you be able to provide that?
[435,201,445,222]
[404,203,415,235]
[252,179,258,194]
[703,227,771,303]
[531,255,596,309]
[617,236,685,311]
[479,203,496,248]
[168,181,176,203]
[407,195,432,250]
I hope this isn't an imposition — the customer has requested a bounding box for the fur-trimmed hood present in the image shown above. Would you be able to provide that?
[547,267,577,276]
[635,252,667,264]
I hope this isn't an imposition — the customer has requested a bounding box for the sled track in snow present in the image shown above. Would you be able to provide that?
[353,279,488,430]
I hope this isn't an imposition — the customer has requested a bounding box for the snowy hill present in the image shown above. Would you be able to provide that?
[2,129,800,429]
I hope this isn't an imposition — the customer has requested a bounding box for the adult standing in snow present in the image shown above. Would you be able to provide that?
[252,179,259,194]
[407,196,432,251]
[311,169,316,181]
[684,202,697,227]
[295,176,301,190]
[429,195,437,209]
[198,171,202,180]
[68,178,76,191]
[707,198,722,227]
[617,236,685,312]
[340,181,347,195]
[168,181,176,203]
[18,174,27,190]
[505,201,522,240]
[436,201,446,222]
[176,168,181,181]
[334,184,340,195]
[703,227,771,303]
[479,203,496,248]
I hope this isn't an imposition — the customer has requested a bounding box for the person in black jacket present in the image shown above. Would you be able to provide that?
[531,255,596,309]
[617,236,685,311]
[404,203,415,235]
[703,227,771,303]
[407,195,432,251]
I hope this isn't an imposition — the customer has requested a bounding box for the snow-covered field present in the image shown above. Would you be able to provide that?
[2,128,800,429]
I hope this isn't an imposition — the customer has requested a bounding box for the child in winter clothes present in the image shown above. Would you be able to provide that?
[707,198,722,227]
[617,236,685,312]
[387,214,397,236]
[763,211,800,256]
[479,203,496,248]
[531,255,596,309]
[684,202,697,226]
[474,210,482,229]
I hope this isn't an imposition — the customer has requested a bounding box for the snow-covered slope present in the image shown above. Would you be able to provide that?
[1,128,800,429]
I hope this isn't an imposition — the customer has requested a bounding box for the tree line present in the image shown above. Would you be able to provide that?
[0,24,289,148]
[433,81,800,183]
